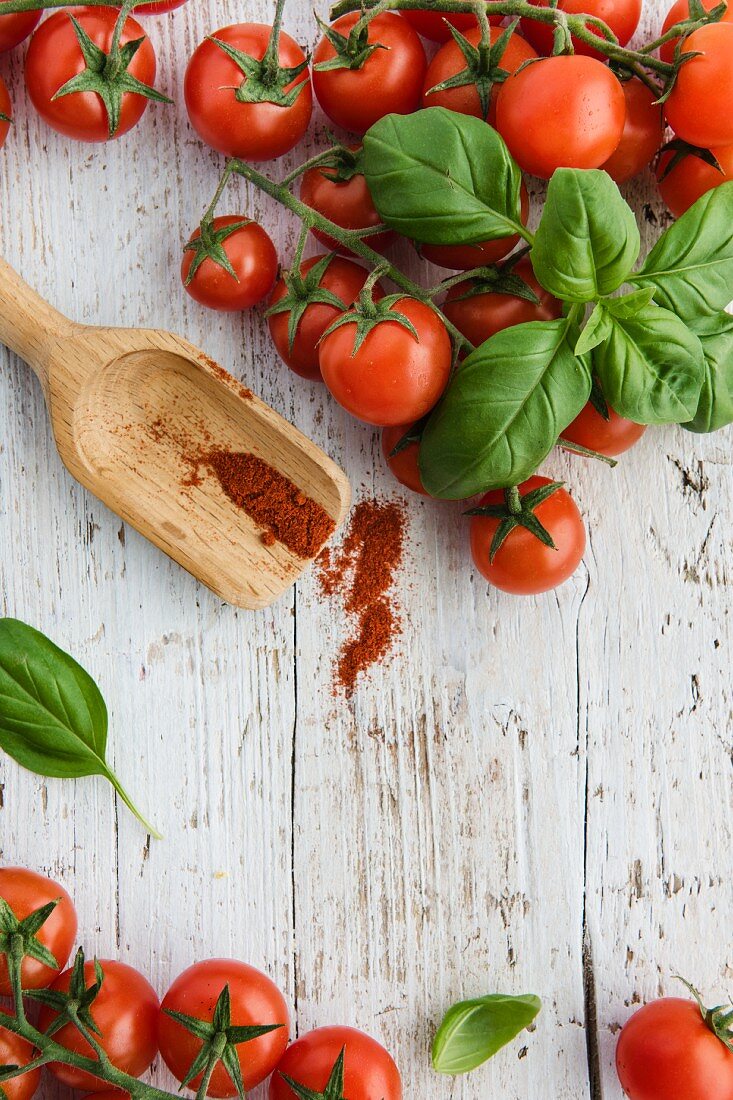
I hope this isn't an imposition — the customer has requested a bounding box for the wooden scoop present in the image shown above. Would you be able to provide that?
[0,258,351,609]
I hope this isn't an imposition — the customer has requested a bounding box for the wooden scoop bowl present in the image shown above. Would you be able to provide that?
[0,258,351,609]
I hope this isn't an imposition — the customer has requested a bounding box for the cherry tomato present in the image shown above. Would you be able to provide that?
[521,0,641,58]
[0,1016,41,1100]
[422,25,537,124]
[659,0,733,63]
[616,997,733,1100]
[181,216,278,312]
[496,55,626,177]
[0,867,77,996]
[443,257,562,347]
[0,76,10,150]
[401,4,502,42]
[664,24,733,147]
[38,959,159,1090]
[563,400,647,456]
[312,13,427,134]
[0,0,40,53]
[319,297,452,426]
[420,183,530,270]
[300,150,395,254]
[382,423,428,495]
[470,477,586,594]
[269,1026,402,1100]
[656,143,733,217]
[600,79,664,183]
[159,959,289,1098]
[25,8,157,142]
[136,0,187,12]
[185,24,312,160]
[268,255,383,381]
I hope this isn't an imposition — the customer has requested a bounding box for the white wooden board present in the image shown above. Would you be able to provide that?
[0,1,731,1097]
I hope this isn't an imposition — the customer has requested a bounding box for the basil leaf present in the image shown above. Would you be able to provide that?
[432,993,541,1075]
[683,311,733,433]
[631,183,733,316]
[531,169,640,302]
[574,303,613,356]
[362,107,523,245]
[592,303,704,424]
[0,619,160,838]
[420,318,591,498]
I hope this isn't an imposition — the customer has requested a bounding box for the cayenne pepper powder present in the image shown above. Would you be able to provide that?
[316,499,406,695]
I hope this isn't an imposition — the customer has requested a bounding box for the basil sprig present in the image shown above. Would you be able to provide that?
[0,618,160,838]
[362,110,733,497]
[432,993,541,1075]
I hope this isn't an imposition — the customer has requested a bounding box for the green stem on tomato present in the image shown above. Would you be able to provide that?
[106,0,136,75]
[261,0,289,84]
[506,486,523,514]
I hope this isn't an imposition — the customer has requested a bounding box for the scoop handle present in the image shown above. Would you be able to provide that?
[0,257,72,385]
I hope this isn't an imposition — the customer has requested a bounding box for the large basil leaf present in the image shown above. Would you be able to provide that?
[432,993,542,1076]
[592,302,704,424]
[631,183,733,316]
[532,169,640,302]
[420,318,591,498]
[0,619,160,837]
[683,311,733,433]
[362,107,523,245]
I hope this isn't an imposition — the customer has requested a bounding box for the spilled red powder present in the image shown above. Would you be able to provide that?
[316,499,406,695]
[198,353,254,401]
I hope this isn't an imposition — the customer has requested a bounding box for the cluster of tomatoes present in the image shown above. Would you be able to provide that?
[0,867,402,1099]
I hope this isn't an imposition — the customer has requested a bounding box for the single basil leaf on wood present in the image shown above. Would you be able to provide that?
[419,318,591,498]
[592,303,704,424]
[0,619,160,838]
[531,169,640,302]
[362,107,523,245]
[683,311,733,432]
[631,183,733,316]
[432,993,542,1075]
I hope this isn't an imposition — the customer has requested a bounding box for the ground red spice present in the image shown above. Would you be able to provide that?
[316,499,406,696]
[198,353,254,401]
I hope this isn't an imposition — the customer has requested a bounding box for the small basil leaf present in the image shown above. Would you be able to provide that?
[603,287,657,318]
[574,303,613,356]
[683,311,733,433]
[0,619,160,838]
[420,318,591,498]
[592,304,704,424]
[362,107,523,245]
[432,993,542,1075]
[631,182,733,316]
[531,169,640,302]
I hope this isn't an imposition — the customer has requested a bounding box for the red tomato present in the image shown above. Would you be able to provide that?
[521,0,641,58]
[136,0,187,12]
[470,477,586,594]
[319,297,452,426]
[269,1026,402,1100]
[312,13,427,134]
[657,143,733,217]
[422,25,537,124]
[38,959,159,1090]
[401,4,502,41]
[185,24,312,160]
[0,0,40,53]
[0,76,10,150]
[616,998,733,1100]
[268,255,383,381]
[420,182,530,270]
[664,24,733,147]
[0,867,77,996]
[159,960,289,1098]
[181,216,278,312]
[659,0,733,62]
[25,8,157,142]
[496,55,626,177]
[0,1016,41,1100]
[563,400,646,456]
[299,150,395,254]
[443,257,562,348]
[382,423,428,495]
[600,79,664,183]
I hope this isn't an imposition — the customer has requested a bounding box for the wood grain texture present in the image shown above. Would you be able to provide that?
[0,1,731,1098]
